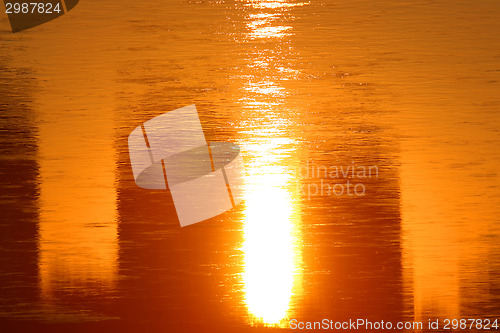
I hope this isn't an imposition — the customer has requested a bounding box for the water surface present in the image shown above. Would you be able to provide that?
[1,0,499,331]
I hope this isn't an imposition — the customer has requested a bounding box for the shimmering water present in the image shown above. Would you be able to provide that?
[1,0,499,331]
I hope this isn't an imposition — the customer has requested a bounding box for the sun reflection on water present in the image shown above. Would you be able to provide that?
[241,137,302,326]
[235,0,307,326]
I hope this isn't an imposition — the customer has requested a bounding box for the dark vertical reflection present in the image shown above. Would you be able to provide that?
[114,113,248,332]
[0,58,39,323]
[300,151,404,322]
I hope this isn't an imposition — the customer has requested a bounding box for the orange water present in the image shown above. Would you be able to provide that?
[1,0,499,331]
